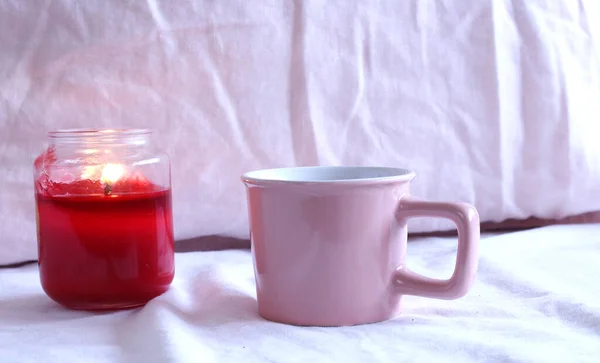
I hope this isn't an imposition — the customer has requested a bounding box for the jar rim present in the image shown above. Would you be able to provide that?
[48,128,152,138]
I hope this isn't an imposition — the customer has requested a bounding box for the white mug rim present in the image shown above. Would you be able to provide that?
[241,166,416,185]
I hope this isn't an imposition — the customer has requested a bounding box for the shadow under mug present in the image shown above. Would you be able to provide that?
[241,166,479,327]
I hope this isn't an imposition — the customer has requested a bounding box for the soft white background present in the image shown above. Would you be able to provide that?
[2,0,600,263]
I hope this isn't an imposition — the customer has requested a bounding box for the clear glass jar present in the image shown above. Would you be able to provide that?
[33,129,174,310]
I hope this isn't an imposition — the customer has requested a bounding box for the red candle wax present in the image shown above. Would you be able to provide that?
[36,177,175,310]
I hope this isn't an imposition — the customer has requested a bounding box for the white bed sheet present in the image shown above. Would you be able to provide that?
[1,224,599,363]
[4,0,600,266]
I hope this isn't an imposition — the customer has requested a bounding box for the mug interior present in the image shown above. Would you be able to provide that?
[242,166,415,184]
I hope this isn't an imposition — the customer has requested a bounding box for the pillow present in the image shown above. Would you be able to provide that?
[2,0,600,264]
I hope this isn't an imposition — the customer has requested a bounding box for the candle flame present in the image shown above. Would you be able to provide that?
[101,163,125,184]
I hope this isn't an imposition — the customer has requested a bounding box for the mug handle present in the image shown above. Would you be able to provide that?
[394,195,480,300]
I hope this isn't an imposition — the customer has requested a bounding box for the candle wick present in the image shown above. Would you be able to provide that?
[104,183,112,196]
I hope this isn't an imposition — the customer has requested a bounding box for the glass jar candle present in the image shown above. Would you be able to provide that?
[33,129,175,310]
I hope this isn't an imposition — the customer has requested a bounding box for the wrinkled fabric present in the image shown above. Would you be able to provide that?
[2,0,600,264]
[1,225,600,362]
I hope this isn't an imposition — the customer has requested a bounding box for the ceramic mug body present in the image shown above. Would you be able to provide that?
[241,166,479,327]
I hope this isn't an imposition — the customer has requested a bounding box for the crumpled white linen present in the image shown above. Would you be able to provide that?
[1,224,599,362]
[2,0,600,264]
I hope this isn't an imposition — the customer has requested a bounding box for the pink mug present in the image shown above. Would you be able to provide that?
[241,166,479,326]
